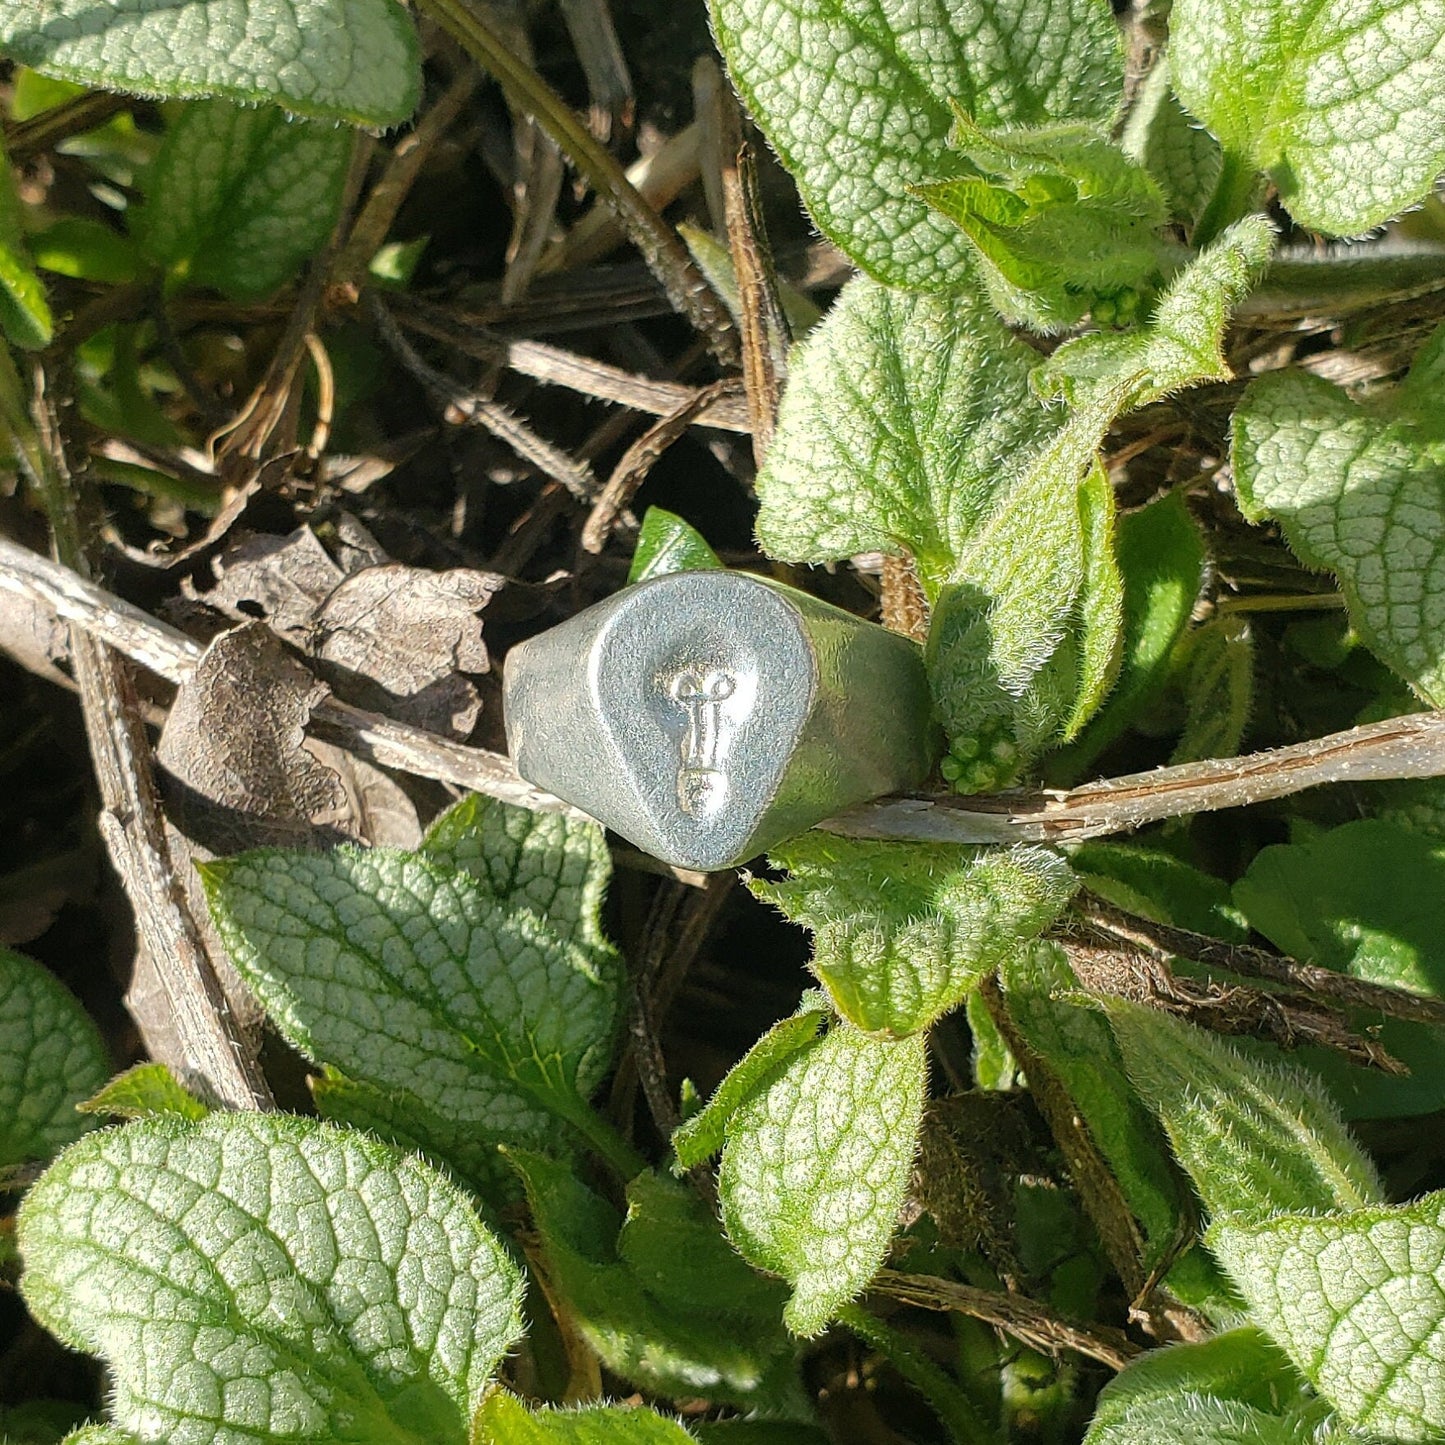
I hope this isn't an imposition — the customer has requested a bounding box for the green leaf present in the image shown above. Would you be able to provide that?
[1034,215,1275,413]
[671,993,828,1169]
[626,507,725,584]
[718,1020,927,1335]
[0,946,107,1171]
[1102,997,1383,1219]
[1085,1327,1304,1443]
[916,113,1170,330]
[1000,943,1183,1267]
[0,0,420,126]
[18,1113,525,1445]
[754,835,1075,1036]
[308,1066,516,1203]
[1170,615,1254,765]
[137,101,352,301]
[202,846,622,1158]
[76,1063,209,1123]
[755,275,1054,592]
[707,0,1123,289]
[1209,1192,1445,1441]
[474,1393,697,1444]
[0,134,53,350]
[1085,1328,1309,1445]
[1233,324,1445,704]
[1051,492,1207,780]
[61,1430,144,1445]
[1169,0,1445,234]
[421,794,616,967]
[1120,55,1224,227]
[1067,841,1247,942]
[31,216,140,285]
[508,1152,796,1406]
[1233,818,1445,1118]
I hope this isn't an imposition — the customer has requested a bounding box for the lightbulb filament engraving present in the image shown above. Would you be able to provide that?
[666,664,736,817]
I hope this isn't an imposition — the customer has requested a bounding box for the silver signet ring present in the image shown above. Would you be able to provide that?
[503,570,938,871]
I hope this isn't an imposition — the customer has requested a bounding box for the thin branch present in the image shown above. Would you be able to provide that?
[871,1270,1141,1373]
[6,538,1445,852]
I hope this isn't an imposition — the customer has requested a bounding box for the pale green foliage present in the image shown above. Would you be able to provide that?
[707,0,1123,290]
[1056,492,1206,776]
[916,113,1169,330]
[1169,0,1445,234]
[671,995,827,1169]
[1084,1327,1305,1445]
[61,1430,145,1444]
[754,276,1053,591]
[203,844,622,1156]
[718,1021,927,1335]
[0,946,107,1170]
[1233,323,1445,705]
[1120,56,1223,227]
[422,793,616,966]
[1103,998,1384,1219]
[755,836,1075,1036]
[1210,1191,1445,1440]
[77,1062,209,1122]
[1234,819,1445,1119]
[18,1113,526,1445]
[508,1153,794,1405]
[1000,944,1182,1267]
[1034,215,1274,412]
[0,136,52,349]
[474,1393,698,1443]
[0,0,420,125]
[137,101,351,300]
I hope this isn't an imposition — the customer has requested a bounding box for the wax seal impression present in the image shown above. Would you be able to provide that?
[503,570,938,871]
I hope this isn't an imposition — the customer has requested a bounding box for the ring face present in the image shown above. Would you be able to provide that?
[504,570,937,871]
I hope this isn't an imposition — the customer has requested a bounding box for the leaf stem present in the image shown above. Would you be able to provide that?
[565,1101,648,1181]
[1192,149,1260,250]
[837,1302,1003,1445]
[411,0,736,362]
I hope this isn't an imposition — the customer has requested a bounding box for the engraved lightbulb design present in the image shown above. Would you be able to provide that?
[666,663,736,818]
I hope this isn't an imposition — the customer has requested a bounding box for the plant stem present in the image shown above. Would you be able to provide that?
[567,1100,649,1181]
[1192,149,1261,250]
[412,0,736,362]
[836,1302,1002,1445]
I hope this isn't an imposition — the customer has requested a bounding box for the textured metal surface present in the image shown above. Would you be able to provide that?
[504,570,938,870]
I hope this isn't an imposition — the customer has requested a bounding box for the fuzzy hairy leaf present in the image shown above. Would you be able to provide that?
[671,993,828,1169]
[1120,55,1223,227]
[0,946,107,1170]
[18,1113,525,1445]
[203,846,622,1155]
[1234,324,1445,705]
[1210,1192,1445,1440]
[137,101,351,301]
[77,1063,209,1123]
[1170,615,1254,765]
[719,1022,927,1335]
[0,0,421,125]
[708,0,1123,289]
[1085,1327,1305,1445]
[509,1152,795,1406]
[916,113,1169,330]
[754,275,1052,591]
[422,793,616,966]
[474,1393,697,1443]
[1000,943,1183,1266]
[1169,0,1445,234]
[62,1430,145,1444]
[1103,998,1383,1219]
[756,836,1075,1036]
